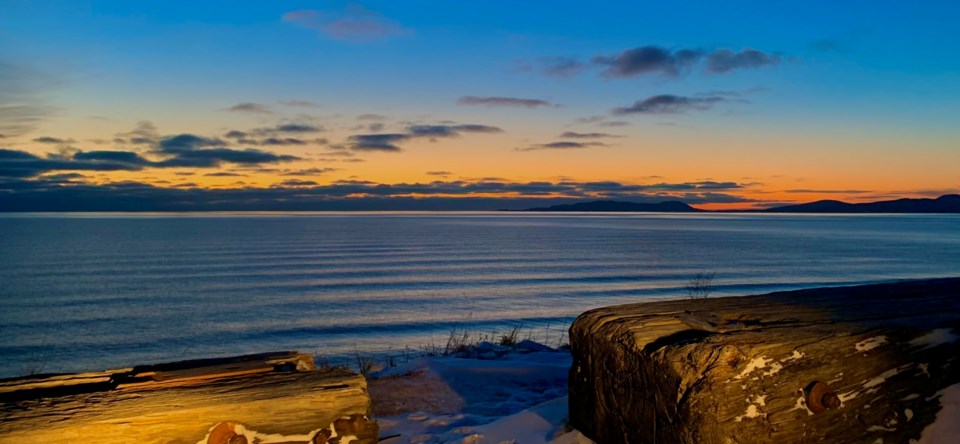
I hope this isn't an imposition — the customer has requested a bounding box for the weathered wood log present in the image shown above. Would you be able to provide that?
[0,351,378,444]
[569,278,960,444]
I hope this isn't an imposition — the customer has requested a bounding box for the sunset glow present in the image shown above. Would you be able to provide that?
[3,1,958,211]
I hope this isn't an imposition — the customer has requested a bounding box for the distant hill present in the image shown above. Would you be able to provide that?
[766,194,960,213]
[517,195,960,213]
[522,200,700,212]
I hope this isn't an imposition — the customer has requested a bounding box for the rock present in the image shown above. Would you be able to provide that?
[568,278,960,444]
[515,340,555,353]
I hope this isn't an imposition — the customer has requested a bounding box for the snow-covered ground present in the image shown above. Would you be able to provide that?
[366,343,593,444]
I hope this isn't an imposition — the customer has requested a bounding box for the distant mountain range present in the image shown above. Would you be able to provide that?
[520,194,960,213]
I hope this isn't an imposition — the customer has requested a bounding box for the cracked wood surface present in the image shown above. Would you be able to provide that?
[0,351,378,444]
[569,278,960,444]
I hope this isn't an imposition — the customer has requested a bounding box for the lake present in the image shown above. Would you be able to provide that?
[1,212,958,377]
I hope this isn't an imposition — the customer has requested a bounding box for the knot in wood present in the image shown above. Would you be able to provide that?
[806,381,840,414]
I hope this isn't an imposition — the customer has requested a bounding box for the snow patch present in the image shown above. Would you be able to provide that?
[909,329,959,351]
[735,404,764,422]
[867,425,896,432]
[856,336,888,352]
[463,396,593,444]
[372,349,591,443]
[762,362,783,377]
[839,391,858,404]
[864,364,911,389]
[734,356,773,380]
[735,394,768,422]
[781,350,804,362]
[790,388,815,415]
[916,384,960,444]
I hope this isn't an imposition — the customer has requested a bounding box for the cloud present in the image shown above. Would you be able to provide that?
[156,134,226,153]
[593,46,704,78]
[407,124,502,137]
[573,115,607,125]
[347,133,409,152]
[204,172,247,177]
[705,48,781,74]
[345,123,503,152]
[558,131,621,139]
[154,147,300,167]
[426,171,452,176]
[537,57,587,78]
[282,5,410,43]
[529,46,783,79]
[32,136,72,144]
[0,148,147,177]
[226,102,273,114]
[357,114,387,121]
[279,99,320,108]
[273,123,324,133]
[258,137,324,146]
[611,94,726,115]
[276,179,318,187]
[1,128,301,178]
[224,124,325,145]
[114,121,160,145]
[224,130,248,139]
[0,177,759,211]
[517,141,607,151]
[281,167,338,176]
[457,96,558,108]
[809,40,843,53]
[0,61,61,137]
[598,121,631,127]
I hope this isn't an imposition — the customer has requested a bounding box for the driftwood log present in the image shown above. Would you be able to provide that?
[569,278,960,443]
[0,351,378,444]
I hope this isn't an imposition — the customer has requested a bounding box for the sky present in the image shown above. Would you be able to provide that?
[1,0,959,210]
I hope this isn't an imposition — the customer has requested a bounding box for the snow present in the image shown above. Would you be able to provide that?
[370,349,593,443]
[909,329,959,351]
[855,336,888,352]
[734,356,773,380]
[915,383,960,444]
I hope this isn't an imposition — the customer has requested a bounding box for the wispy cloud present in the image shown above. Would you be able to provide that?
[530,45,783,80]
[32,136,73,144]
[278,99,320,108]
[226,102,273,114]
[705,49,781,74]
[558,131,622,139]
[345,123,503,152]
[611,94,726,115]
[457,96,558,108]
[0,61,59,137]
[517,141,607,151]
[283,5,411,43]
[593,46,704,78]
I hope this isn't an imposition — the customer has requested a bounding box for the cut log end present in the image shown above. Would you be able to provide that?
[569,278,960,444]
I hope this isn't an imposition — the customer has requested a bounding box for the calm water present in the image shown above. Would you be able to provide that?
[1,212,959,377]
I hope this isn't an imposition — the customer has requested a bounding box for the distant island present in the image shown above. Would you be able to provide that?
[520,194,960,213]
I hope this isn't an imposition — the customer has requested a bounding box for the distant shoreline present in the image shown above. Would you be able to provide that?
[514,194,960,213]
